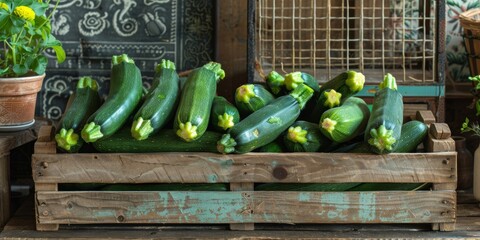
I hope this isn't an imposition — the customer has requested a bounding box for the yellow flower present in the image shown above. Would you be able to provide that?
[14,6,35,21]
[0,3,8,11]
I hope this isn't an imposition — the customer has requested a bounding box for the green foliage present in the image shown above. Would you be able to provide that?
[0,0,65,77]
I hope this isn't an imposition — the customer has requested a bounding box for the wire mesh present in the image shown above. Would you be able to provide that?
[256,0,437,84]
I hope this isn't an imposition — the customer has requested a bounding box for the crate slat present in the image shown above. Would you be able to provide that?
[36,190,455,225]
[32,152,457,184]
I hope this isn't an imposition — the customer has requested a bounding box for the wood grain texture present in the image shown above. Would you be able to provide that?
[429,123,451,140]
[230,183,255,230]
[35,191,456,225]
[35,183,59,231]
[32,152,457,184]
[215,0,248,102]
[426,134,455,152]
[416,110,436,125]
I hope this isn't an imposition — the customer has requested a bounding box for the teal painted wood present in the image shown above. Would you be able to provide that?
[36,191,455,225]
[356,85,445,97]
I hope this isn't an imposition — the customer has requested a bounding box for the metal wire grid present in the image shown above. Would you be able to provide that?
[256,0,437,83]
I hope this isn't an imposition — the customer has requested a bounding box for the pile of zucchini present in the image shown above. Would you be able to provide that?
[55,55,427,155]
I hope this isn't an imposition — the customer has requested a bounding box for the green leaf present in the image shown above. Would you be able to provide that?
[51,45,65,63]
[30,55,47,75]
[30,1,47,17]
[12,63,28,76]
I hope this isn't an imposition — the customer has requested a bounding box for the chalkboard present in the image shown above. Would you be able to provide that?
[38,0,215,120]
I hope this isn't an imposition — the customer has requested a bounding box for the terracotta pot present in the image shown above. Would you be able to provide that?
[0,74,45,127]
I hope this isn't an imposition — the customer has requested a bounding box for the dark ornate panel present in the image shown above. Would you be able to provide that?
[38,0,215,120]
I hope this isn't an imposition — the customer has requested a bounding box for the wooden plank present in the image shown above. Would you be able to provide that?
[36,191,455,225]
[215,0,248,102]
[429,123,451,139]
[416,110,436,125]
[230,183,254,230]
[32,152,457,184]
[35,183,58,231]
[425,134,455,152]
[0,154,9,229]
[36,125,54,143]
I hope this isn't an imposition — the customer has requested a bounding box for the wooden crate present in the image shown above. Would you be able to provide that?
[32,114,457,232]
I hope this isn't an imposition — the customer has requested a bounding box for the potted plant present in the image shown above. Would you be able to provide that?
[0,0,65,130]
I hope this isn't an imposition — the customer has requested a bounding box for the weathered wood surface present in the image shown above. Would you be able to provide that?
[416,110,436,125]
[425,134,455,152]
[32,152,457,184]
[429,123,452,140]
[35,191,455,225]
[229,183,255,230]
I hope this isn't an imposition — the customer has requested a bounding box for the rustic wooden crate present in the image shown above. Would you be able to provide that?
[31,115,457,232]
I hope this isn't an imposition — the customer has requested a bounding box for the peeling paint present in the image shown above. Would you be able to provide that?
[321,193,349,220]
[358,192,376,222]
[298,193,311,202]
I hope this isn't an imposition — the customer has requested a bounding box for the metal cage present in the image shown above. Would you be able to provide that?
[248,0,445,86]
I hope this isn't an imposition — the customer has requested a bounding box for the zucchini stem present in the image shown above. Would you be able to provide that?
[266,70,285,95]
[345,70,365,92]
[367,125,397,152]
[176,122,198,142]
[203,62,225,81]
[55,128,79,151]
[287,126,308,144]
[156,59,176,72]
[112,54,135,65]
[379,73,398,90]
[289,84,314,109]
[131,117,154,140]
[284,72,304,91]
[217,134,237,154]
[323,89,342,108]
[217,113,235,130]
[235,84,255,103]
[81,122,104,143]
[77,76,99,91]
[321,118,337,134]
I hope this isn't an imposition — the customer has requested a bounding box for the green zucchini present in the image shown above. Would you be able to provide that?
[235,84,275,116]
[255,138,286,152]
[92,128,223,153]
[308,89,343,123]
[364,74,404,154]
[174,62,225,142]
[309,70,365,123]
[81,54,143,143]
[347,183,430,191]
[265,70,286,96]
[210,96,240,132]
[283,121,333,152]
[284,71,321,93]
[217,84,314,154]
[55,77,102,152]
[320,97,370,143]
[255,183,361,191]
[392,120,428,153]
[100,183,228,191]
[131,59,180,140]
[343,120,428,153]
